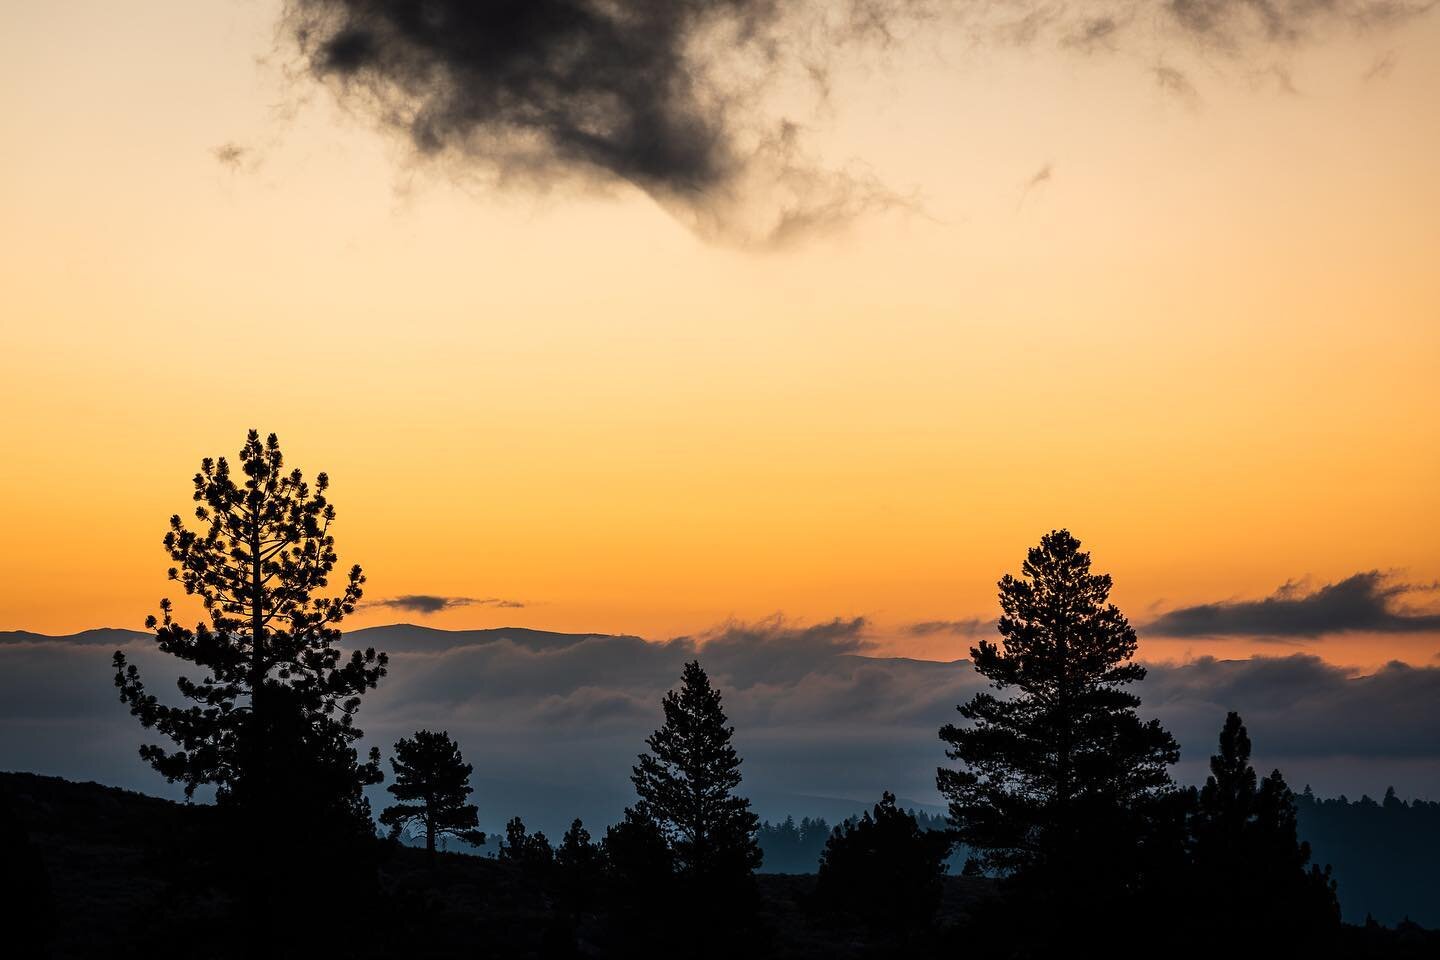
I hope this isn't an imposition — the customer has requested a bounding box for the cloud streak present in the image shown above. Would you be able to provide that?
[1146,572,1440,638]
[368,595,525,615]
[905,618,994,638]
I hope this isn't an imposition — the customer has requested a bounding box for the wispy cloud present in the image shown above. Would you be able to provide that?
[1363,49,1399,81]
[369,595,525,615]
[905,618,995,638]
[212,142,248,170]
[1017,163,1052,210]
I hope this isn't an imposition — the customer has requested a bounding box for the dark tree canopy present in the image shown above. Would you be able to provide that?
[938,530,1179,887]
[112,430,387,826]
[632,660,762,883]
[498,816,554,872]
[598,806,681,954]
[557,818,601,879]
[602,806,674,890]
[555,818,603,917]
[815,791,954,934]
[379,730,483,854]
[1187,712,1340,944]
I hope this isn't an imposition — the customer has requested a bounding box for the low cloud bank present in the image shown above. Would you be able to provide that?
[2,619,1436,832]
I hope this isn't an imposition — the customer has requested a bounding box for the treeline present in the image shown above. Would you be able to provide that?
[9,431,1431,958]
[1297,789,1440,927]
[756,793,1439,927]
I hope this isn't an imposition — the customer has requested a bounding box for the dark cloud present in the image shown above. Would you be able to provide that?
[369,595,524,615]
[280,0,912,245]
[1145,654,1440,761]
[1146,572,1440,639]
[271,1,1434,242]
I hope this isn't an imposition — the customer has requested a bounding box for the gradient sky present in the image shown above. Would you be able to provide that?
[2,1,1437,670]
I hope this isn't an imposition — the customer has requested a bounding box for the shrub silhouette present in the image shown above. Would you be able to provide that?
[815,791,953,934]
[379,730,484,855]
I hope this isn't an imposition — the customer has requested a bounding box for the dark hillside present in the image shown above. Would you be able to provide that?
[1,772,1002,958]
[5,771,1436,959]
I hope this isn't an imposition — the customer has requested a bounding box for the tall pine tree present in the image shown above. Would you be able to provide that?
[937,530,1179,891]
[113,430,387,830]
[632,660,761,888]
[379,730,484,855]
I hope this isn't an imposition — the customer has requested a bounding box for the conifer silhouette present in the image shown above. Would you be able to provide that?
[379,730,484,855]
[632,660,762,884]
[1187,712,1341,947]
[113,430,387,825]
[937,530,1179,890]
[110,431,387,943]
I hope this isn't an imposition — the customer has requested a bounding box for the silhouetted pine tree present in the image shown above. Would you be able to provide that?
[632,661,762,884]
[113,430,386,820]
[815,791,954,935]
[629,661,761,951]
[379,730,484,855]
[1186,712,1340,949]
[937,530,1179,896]
[110,431,387,941]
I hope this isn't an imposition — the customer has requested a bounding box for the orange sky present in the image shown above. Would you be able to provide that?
[1,2,1437,670]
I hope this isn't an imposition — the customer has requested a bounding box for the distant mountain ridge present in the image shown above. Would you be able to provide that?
[0,624,643,652]
[0,627,150,645]
[346,623,646,653]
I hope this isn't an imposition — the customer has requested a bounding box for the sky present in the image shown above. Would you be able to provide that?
[2,3,1438,674]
